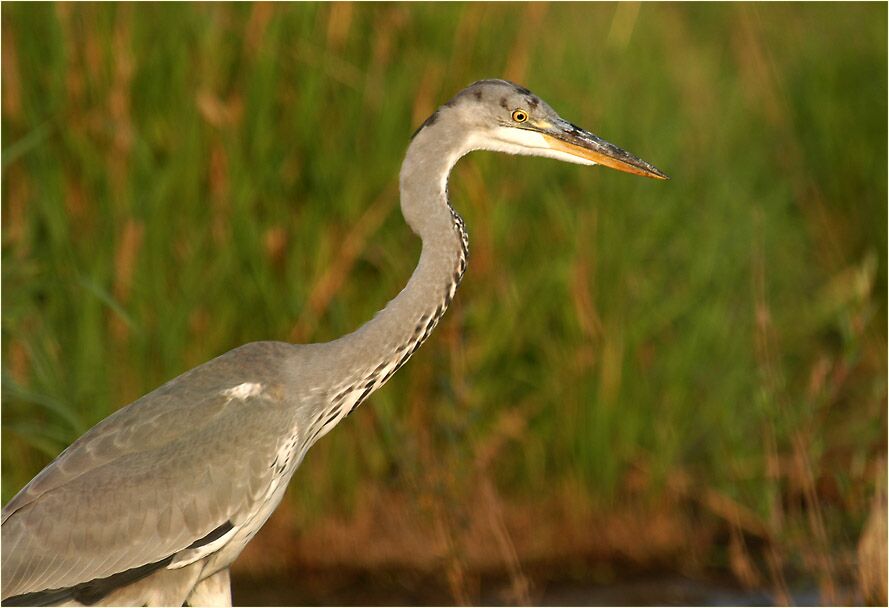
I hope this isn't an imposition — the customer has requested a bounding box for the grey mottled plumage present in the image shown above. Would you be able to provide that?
[1,79,667,606]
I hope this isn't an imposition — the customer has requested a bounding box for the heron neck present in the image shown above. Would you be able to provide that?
[353,122,470,360]
[318,121,469,401]
[291,116,473,449]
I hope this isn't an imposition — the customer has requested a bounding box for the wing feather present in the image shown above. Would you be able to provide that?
[1,342,301,599]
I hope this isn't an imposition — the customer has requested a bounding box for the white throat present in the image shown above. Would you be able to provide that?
[467,127,597,166]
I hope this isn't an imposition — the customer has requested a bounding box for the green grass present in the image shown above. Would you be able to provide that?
[2,1,886,594]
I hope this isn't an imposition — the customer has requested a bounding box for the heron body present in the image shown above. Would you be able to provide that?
[1,80,666,606]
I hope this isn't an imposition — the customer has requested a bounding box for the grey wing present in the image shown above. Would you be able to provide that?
[1,342,299,599]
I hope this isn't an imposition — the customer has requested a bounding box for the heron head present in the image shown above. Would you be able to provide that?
[443,79,668,180]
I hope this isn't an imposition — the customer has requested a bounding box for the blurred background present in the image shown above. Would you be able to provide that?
[2,3,886,606]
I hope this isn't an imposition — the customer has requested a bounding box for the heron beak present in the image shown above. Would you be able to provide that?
[541,122,669,180]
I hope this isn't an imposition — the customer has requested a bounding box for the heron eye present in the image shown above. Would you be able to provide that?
[511,109,528,123]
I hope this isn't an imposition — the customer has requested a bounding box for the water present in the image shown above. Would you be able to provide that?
[232,571,827,606]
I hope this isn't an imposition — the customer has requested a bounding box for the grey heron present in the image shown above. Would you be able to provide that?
[1,79,667,606]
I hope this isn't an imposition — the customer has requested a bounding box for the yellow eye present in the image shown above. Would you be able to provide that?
[511,109,528,123]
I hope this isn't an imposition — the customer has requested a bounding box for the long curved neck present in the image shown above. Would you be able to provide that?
[350,119,470,366]
[297,116,472,445]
